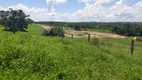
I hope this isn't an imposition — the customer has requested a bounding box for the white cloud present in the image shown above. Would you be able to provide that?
[115,0,133,5]
[78,0,93,3]
[78,0,114,5]
[1,0,142,22]
[46,0,67,12]
[95,0,114,5]
[46,0,67,4]
[56,0,67,4]
[0,4,57,21]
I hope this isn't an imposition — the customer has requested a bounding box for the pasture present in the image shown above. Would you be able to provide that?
[0,24,142,80]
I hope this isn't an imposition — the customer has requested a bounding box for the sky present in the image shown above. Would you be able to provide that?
[0,0,142,22]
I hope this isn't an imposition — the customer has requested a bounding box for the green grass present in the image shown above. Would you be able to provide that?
[0,24,142,80]
[85,28,113,33]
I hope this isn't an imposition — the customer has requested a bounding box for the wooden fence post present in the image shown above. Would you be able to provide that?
[131,40,134,55]
[88,34,90,42]
[71,34,73,39]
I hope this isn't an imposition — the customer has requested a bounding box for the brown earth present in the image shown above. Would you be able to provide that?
[39,25,127,38]
[40,25,51,30]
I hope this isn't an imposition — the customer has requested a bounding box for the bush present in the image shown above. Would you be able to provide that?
[43,27,64,37]
[74,25,82,31]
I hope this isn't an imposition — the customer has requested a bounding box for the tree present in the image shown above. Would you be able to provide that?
[74,25,81,31]
[0,11,8,26]
[43,27,64,37]
[0,9,32,34]
[26,18,34,24]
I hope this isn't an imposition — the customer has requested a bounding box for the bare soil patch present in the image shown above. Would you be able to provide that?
[39,25,51,30]
[40,25,126,38]
[65,30,126,38]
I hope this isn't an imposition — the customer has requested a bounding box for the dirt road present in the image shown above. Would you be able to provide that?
[65,30,126,38]
[39,25,51,30]
[40,25,126,38]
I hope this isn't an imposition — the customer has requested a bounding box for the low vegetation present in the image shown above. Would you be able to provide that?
[37,22,142,36]
[0,24,142,80]
[42,27,64,37]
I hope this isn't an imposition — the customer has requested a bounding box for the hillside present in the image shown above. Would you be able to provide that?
[0,24,142,80]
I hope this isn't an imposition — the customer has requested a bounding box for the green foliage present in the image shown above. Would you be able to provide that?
[112,23,142,36]
[36,22,142,36]
[73,25,81,31]
[85,28,112,33]
[0,24,142,79]
[0,9,32,34]
[43,27,64,37]
[26,18,34,24]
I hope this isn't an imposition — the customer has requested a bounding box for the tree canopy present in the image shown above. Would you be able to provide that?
[0,9,33,34]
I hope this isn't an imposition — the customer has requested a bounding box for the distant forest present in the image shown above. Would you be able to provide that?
[36,22,142,36]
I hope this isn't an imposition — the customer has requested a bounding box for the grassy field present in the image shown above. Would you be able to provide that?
[85,28,113,33]
[0,24,142,80]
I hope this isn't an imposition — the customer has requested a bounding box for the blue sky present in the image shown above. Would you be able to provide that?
[0,0,85,13]
[0,0,47,8]
[1,0,139,13]
[54,0,85,13]
[0,0,142,22]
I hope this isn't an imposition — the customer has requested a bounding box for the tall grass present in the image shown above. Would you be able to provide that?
[0,24,142,80]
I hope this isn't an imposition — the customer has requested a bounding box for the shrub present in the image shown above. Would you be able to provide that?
[43,27,64,37]
[74,25,82,31]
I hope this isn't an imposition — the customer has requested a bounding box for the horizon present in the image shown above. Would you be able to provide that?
[36,21,142,22]
[0,0,142,22]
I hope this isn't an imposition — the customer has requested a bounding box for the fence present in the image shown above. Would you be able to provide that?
[69,34,92,42]
[67,34,141,55]
[131,37,142,55]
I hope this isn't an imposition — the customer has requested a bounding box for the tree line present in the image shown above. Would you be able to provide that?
[36,21,142,36]
[0,8,33,34]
